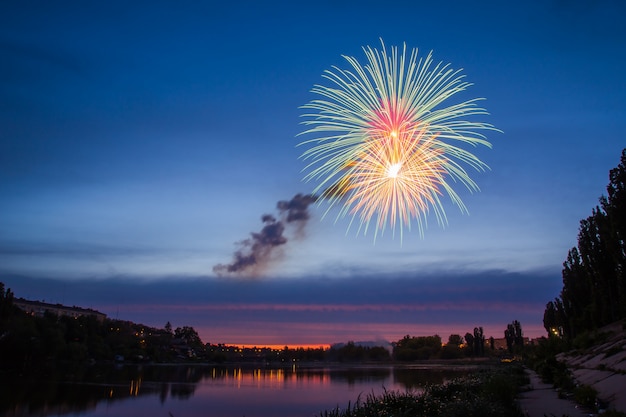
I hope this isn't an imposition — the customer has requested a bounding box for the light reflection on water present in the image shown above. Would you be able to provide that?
[2,364,476,417]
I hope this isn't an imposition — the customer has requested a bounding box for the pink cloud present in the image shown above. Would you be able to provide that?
[100,300,542,314]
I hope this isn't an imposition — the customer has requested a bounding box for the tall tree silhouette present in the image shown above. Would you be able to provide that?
[504,320,523,353]
[547,148,626,338]
[473,327,485,356]
[464,332,474,356]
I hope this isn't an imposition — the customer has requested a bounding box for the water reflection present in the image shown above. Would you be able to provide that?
[1,364,475,417]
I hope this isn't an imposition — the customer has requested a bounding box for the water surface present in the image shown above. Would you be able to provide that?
[2,363,476,417]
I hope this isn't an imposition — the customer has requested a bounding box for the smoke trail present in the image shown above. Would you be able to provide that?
[213,193,317,277]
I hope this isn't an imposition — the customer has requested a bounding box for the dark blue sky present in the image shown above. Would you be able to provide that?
[1,1,625,345]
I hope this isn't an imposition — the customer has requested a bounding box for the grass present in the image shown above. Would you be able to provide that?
[318,363,528,417]
[573,384,597,409]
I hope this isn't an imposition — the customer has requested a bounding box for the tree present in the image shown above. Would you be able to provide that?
[561,247,592,337]
[600,148,626,319]
[473,327,485,356]
[543,301,557,336]
[393,335,442,361]
[505,320,523,353]
[504,325,514,352]
[0,283,15,322]
[544,298,567,337]
[464,332,474,356]
[441,334,464,359]
[174,326,203,351]
[547,148,626,338]
[447,334,463,347]
[513,320,523,346]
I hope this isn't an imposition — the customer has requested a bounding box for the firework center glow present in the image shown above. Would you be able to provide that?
[387,163,402,178]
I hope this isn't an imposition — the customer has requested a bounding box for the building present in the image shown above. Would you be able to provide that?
[490,336,532,350]
[13,298,107,322]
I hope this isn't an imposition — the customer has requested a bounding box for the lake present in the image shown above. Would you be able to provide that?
[1,363,478,417]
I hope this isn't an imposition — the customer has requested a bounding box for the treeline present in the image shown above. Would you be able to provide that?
[1,283,524,368]
[0,285,190,368]
[544,148,626,340]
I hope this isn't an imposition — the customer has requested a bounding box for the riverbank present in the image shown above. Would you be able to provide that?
[527,320,626,416]
[556,321,626,413]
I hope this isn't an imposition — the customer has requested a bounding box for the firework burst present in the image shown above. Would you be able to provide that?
[298,40,499,240]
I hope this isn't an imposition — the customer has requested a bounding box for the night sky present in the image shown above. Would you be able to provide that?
[1,1,625,347]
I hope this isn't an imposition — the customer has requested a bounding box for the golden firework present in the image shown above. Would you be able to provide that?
[298,40,499,240]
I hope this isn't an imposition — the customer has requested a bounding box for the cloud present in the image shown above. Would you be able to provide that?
[0,240,158,257]
[1,269,558,343]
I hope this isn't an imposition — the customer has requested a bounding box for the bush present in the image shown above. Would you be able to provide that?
[533,356,574,390]
[318,364,526,417]
[482,373,518,408]
[573,384,597,409]
[439,345,464,359]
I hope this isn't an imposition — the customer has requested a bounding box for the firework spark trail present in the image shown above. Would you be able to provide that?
[298,40,499,241]
[213,194,317,277]
[341,129,449,237]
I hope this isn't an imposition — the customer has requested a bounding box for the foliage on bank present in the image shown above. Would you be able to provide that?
[318,363,528,417]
